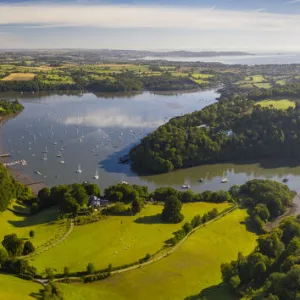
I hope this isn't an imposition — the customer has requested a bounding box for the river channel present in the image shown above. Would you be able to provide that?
[2,90,300,199]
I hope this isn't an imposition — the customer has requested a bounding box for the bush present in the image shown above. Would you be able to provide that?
[22,241,35,255]
[83,272,110,283]
[139,253,151,264]
[87,262,95,274]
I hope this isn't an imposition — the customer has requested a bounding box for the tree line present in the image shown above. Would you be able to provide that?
[0,164,32,211]
[221,216,300,299]
[0,71,203,93]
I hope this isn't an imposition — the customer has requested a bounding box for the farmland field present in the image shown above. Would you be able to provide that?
[255,98,296,110]
[59,209,256,300]
[2,73,36,81]
[254,82,272,89]
[244,74,266,82]
[0,274,41,300]
[30,202,230,273]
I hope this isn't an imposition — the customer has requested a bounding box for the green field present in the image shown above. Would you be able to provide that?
[0,274,41,300]
[0,208,67,251]
[192,73,214,79]
[254,82,272,89]
[276,79,286,85]
[244,75,266,82]
[58,209,256,300]
[30,202,230,273]
[256,99,296,110]
[235,74,273,90]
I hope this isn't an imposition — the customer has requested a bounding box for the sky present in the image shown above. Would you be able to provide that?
[1,0,300,51]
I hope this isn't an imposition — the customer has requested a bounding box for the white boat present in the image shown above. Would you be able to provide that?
[93,170,99,179]
[43,146,48,153]
[76,164,82,174]
[56,151,62,158]
[35,170,42,176]
[60,160,65,164]
[121,180,129,185]
[221,171,228,183]
[53,141,58,145]
[42,153,47,161]
[181,182,190,189]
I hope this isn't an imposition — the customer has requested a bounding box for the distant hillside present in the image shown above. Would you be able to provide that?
[150,50,253,57]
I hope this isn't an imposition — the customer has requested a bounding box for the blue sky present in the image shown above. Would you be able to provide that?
[0,0,300,51]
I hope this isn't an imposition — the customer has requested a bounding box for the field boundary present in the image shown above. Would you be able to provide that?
[52,205,238,283]
[19,219,74,259]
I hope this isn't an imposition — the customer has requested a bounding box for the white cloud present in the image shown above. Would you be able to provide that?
[285,0,300,4]
[0,4,299,33]
[63,108,164,128]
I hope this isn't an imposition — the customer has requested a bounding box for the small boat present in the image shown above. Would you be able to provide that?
[76,164,82,174]
[283,178,288,183]
[35,170,42,176]
[42,153,47,161]
[221,171,228,183]
[60,160,65,164]
[43,146,48,154]
[121,180,129,185]
[53,141,58,145]
[56,151,62,158]
[93,170,99,180]
[181,182,190,189]
[199,178,204,183]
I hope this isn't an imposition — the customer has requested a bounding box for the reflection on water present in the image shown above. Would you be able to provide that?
[2,90,300,193]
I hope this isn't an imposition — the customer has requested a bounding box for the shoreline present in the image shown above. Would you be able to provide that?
[264,194,300,231]
[0,113,46,195]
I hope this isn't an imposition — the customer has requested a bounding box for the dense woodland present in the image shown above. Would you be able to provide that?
[221,216,300,299]
[130,85,300,174]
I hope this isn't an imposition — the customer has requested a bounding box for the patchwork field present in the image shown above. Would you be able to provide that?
[59,209,256,300]
[256,98,296,110]
[2,72,36,81]
[30,202,230,273]
[0,208,67,251]
[0,274,41,300]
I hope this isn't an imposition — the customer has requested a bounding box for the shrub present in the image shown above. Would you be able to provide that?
[87,262,95,274]
[83,272,110,283]
[22,241,35,256]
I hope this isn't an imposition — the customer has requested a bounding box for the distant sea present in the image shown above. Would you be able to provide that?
[143,53,300,65]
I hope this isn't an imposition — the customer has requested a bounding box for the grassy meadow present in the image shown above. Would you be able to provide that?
[0,274,41,300]
[256,99,296,110]
[30,202,230,273]
[58,209,256,300]
[0,208,67,251]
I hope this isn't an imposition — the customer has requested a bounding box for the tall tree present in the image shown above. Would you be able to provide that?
[161,195,184,223]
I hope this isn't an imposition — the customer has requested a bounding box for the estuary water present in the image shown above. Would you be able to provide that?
[143,53,300,65]
[2,90,300,194]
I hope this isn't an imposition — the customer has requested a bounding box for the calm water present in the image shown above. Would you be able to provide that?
[2,90,300,195]
[143,53,300,65]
